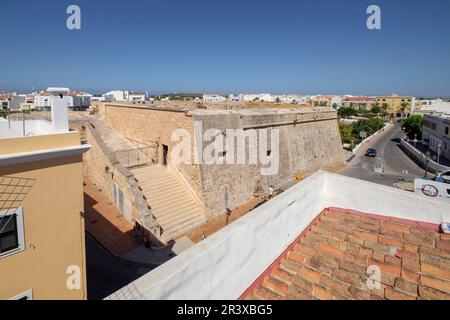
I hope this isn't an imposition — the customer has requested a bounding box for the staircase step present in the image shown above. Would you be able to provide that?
[144,188,197,204]
[160,211,204,231]
[162,215,206,239]
[139,180,184,192]
[157,207,203,226]
[131,165,206,240]
[135,176,179,185]
[150,197,197,212]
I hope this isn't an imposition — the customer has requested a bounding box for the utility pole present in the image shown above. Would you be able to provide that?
[424,151,431,179]
[224,186,231,225]
[437,144,441,164]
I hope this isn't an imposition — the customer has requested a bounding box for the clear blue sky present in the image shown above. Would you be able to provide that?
[1,0,449,96]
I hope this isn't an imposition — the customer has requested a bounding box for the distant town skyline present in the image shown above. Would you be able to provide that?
[2,0,450,97]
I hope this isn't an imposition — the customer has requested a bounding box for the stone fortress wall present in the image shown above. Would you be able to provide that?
[192,108,344,215]
[99,103,344,217]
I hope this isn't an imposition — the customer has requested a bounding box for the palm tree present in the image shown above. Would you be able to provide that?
[382,103,389,120]
[400,102,408,117]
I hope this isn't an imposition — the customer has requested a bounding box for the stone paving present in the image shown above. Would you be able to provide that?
[84,178,142,256]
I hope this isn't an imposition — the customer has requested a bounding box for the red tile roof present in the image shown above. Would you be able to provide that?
[242,208,450,300]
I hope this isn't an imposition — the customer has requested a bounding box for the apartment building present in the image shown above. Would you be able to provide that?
[341,96,377,110]
[0,94,13,110]
[102,90,129,102]
[0,92,91,300]
[203,94,227,103]
[414,99,450,115]
[422,114,450,162]
[376,95,414,117]
[128,91,147,102]
[35,88,91,111]
[228,94,243,101]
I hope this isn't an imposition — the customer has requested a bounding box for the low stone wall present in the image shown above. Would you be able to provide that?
[83,123,163,246]
[399,139,450,173]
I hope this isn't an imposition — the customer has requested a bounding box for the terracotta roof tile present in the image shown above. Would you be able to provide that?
[243,208,450,300]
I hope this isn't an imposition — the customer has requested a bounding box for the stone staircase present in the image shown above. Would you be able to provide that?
[131,165,206,241]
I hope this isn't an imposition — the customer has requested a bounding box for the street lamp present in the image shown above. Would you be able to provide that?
[414,134,417,148]
[437,144,442,164]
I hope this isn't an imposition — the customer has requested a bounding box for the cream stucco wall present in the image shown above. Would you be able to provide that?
[0,133,87,300]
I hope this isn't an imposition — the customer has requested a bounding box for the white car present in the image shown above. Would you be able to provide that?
[436,171,450,184]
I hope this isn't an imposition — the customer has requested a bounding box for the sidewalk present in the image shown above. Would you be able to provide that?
[84,178,194,265]
[411,141,450,167]
[84,179,142,256]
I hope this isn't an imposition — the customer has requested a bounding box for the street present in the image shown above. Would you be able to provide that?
[85,234,155,300]
[339,123,426,187]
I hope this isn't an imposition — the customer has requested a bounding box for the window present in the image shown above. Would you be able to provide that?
[446,127,449,135]
[0,214,18,253]
[0,208,25,258]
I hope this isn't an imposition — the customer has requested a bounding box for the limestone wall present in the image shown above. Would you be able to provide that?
[83,123,163,245]
[102,103,204,201]
[100,103,344,218]
[194,108,344,216]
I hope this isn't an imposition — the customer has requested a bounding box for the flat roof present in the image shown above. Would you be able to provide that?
[0,120,53,139]
[106,172,450,300]
[189,107,336,116]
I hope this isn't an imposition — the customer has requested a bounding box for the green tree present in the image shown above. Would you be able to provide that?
[371,103,382,115]
[339,123,354,144]
[381,103,389,120]
[352,118,385,137]
[400,102,408,116]
[401,115,423,139]
[338,107,357,119]
[275,97,281,104]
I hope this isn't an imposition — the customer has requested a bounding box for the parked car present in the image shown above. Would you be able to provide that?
[436,171,450,184]
[365,148,377,157]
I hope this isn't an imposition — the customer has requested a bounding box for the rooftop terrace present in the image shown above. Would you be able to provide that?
[0,119,53,139]
[107,171,450,300]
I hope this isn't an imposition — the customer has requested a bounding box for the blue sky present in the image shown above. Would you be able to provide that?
[1,0,449,96]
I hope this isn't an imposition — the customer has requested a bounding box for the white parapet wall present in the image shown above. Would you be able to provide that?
[325,173,450,225]
[400,139,450,173]
[107,171,450,300]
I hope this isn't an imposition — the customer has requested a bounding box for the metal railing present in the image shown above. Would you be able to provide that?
[111,147,154,168]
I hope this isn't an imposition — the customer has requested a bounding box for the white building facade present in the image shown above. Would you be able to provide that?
[203,94,226,103]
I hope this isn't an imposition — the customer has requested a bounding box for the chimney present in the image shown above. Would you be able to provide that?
[47,87,70,132]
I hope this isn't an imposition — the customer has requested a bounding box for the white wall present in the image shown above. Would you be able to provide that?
[107,171,450,300]
[107,172,328,300]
